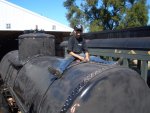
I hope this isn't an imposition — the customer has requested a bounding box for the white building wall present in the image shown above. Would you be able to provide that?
[0,0,73,32]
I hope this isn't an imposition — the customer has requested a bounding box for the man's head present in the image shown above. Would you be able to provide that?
[73,25,83,38]
[74,25,83,32]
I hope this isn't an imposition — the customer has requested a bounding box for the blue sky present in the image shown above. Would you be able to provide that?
[6,0,150,26]
[6,0,70,26]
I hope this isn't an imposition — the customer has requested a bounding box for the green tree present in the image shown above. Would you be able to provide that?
[63,0,149,32]
[118,0,149,29]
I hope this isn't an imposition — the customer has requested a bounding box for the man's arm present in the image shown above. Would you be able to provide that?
[83,38,90,61]
[69,51,85,61]
[85,51,90,61]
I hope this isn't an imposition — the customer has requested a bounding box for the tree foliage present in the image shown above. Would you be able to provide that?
[63,0,149,32]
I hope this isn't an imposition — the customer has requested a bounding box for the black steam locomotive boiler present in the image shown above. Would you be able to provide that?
[0,31,150,113]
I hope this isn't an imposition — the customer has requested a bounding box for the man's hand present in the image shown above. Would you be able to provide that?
[85,52,90,62]
[78,56,85,61]
[85,57,89,62]
[69,52,89,62]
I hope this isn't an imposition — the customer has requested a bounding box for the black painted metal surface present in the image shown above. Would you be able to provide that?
[0,32,150,113]
[0,52,150,113]
[82,26,150,39]
[18,33,55,63]
[87,37,150,50]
